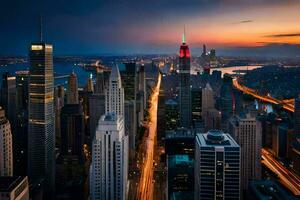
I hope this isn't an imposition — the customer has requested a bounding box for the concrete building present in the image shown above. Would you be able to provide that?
[90,113,128,200]
[66,72,79,104]
[105,65,124,116]
[14,71,29,176]
[0,107,13,176]
[195,130,240,200]
[0,176,29,200]
[229,115,262,194]
[60,104,85,161]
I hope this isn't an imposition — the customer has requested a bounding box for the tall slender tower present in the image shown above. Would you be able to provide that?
[67,72,79,104]
[179,29,191,128]
[90,113,128,200]
[28,17,55,197]
[229,115,262,195]
[105,65,124,116]
[0,107,13,176]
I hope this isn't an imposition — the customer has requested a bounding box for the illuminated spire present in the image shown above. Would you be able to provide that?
[182,25,186,44]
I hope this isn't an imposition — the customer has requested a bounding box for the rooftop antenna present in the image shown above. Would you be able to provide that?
[182,25,186,44]
[39,15,43,42]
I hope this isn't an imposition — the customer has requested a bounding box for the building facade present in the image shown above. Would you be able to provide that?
[0,107,13,176]
[90,113,128,200]
[229,115,262,193]
[105,65,124,116]
[28,43,55,196]
[179,32,191,128]
[195,130,240,200]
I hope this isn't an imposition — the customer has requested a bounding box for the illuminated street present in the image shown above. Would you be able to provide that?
[136,73,162,200]
[232,78,295,112]
[261,148,300,196]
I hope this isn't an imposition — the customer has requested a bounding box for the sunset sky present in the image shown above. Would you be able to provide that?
[1,0,300,56]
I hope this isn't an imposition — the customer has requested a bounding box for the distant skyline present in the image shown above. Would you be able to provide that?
[1,0,300,56]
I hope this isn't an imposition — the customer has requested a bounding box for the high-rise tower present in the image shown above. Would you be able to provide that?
[195,130,240,200]
[90,113,128,200]
[28,18,55,197]
[66,72,79,104]
[229,115,262,195]
[179,29,191,128]
[0,107,13,176]
[105,65,124,116]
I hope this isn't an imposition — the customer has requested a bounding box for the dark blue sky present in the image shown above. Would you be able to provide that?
[1,0,300,56]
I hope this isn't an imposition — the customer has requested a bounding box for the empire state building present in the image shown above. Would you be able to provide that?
[179,30,191,128]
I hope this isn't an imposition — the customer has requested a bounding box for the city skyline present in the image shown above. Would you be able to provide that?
[1,0,300,56]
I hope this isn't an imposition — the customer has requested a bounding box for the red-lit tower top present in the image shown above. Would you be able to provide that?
[179,29,190,58]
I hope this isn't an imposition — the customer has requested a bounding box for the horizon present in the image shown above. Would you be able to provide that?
[1,0,300,57]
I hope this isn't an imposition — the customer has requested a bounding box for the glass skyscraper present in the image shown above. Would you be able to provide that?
[28,43,55,197]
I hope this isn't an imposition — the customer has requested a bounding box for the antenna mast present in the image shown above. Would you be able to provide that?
[40,15,43,42]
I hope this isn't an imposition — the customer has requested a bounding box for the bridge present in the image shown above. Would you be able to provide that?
[232,78,294,112]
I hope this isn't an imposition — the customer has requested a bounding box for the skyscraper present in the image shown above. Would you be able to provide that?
[66,72,79,104]
[14,71,29,175]
[202,83,214,117]
[120,62,138,157]
[229,115,262,194]
[191,87,202,126]
[179,30,191,128]
[220,74,234,130]
[60,104,85,161]
[86,75,94,93]
[106,65,124,116]
[28,41,55,196]
[195,130,240,200]
[90,113,128,200]
[89,69,109,142]
[0,72,16,129]
[0,107,13,176]
[165,128,195,199]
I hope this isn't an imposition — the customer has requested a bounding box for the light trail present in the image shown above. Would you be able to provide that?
[261,148,300,196]
[232,78,295,112]
[136,73,162,200]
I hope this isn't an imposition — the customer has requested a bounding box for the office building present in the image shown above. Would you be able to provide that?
[204,108,221,131]
[0,176,29,200]
[229,115,262,193]
[60,104,85,161]
[14,71,29,176]
[165,128,195,199]
[90,113,128,200]
[294,98,300,151]
[0,107,13,176]
[165,99,179,131]
[28,42,55,196]
[125,100,137,159]
[195,130,240,200]
[120,62,138,156]
[86,75,94,93]
[89,94,106,142]
[54,85,64,148]
[191,87,202,126]
[220,74,234,129]
[106,65,124,116]
[0,72,16,129]
[179,31,191,128]
[201,83,214,119]
[66,72,79,104]
[121,62,137,101]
